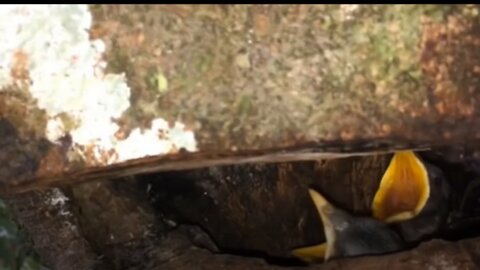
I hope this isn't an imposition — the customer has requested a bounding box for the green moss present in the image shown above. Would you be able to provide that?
[0,200,49,270]
[90,5,468,149]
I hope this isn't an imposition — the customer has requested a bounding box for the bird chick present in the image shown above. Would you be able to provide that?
[293,151,449,263]
[372,150,449,243]
[293,189,404,263]
[372,151,430,223]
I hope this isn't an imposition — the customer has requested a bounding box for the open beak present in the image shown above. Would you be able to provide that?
[291,189,335,263]
[291,242,328,264]
[293,189,404,263]
[372,151,430,223]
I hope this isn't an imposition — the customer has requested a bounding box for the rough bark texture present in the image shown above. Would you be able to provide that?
[3,151,480,270]
[2,5,480,191]
[70,180,158,269]
[4,190,98,270]
[145,234,480,270]
[146,162,324,257]
[3,4,480,270]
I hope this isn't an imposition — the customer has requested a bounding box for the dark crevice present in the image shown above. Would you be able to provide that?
[216,248,306,267]
[109,147,480,268]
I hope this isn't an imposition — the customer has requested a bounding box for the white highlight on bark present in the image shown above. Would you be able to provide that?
[0,5,197,164]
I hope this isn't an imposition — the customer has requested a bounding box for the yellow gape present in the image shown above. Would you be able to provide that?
[291,242,328,264]
[292,151,429,263]
[291,189,334,263]
[372,151,430,223]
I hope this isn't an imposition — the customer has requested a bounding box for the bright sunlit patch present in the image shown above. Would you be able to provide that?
[115,118,197,162]
[45,188,72,217]
[0,5,198,164]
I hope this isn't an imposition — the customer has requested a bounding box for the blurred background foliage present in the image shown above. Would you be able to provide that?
[0,199,48,270]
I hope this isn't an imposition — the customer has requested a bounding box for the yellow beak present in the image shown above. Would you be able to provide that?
[291,242,328,264]
[372,151,430,223]
[291,189,333,263]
